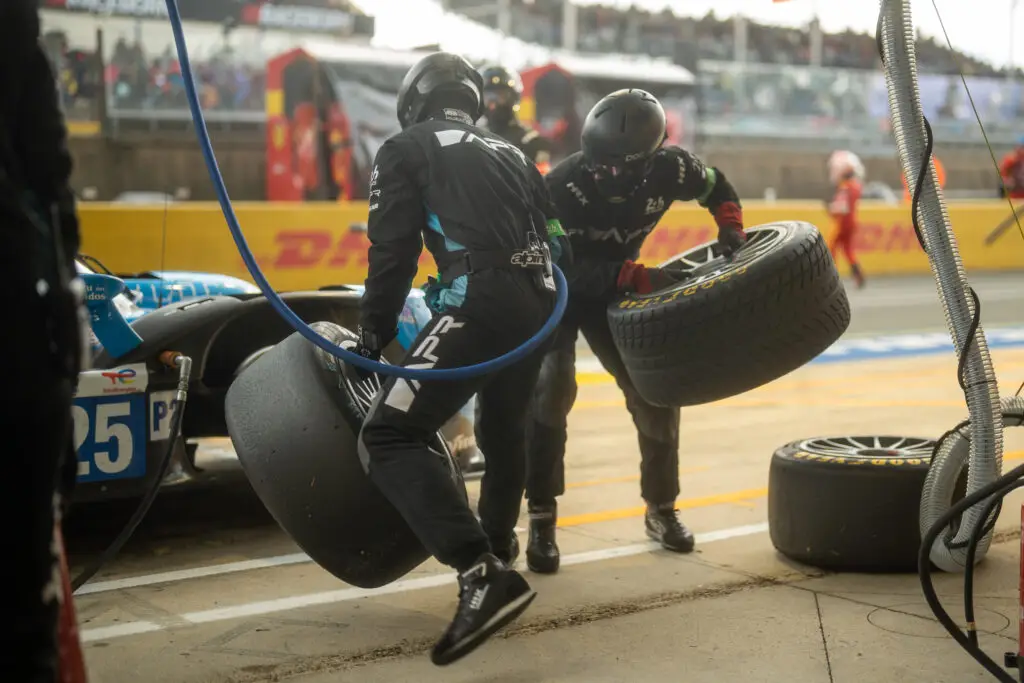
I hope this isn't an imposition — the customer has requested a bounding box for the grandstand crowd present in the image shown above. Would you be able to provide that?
[41,3,1022,122]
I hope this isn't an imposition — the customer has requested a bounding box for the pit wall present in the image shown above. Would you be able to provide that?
[78,200,1023,291]
[68,134,1005,201]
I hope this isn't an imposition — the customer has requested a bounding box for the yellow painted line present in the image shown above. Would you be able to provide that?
[558,487,767,528]
[564,465,708,490]
[573,398,970,410]
[1004,450,1024,463]
[67,119,101,137]
[558,451,1024,530]
[574,358,1024,393]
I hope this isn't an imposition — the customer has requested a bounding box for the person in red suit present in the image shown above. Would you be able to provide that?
[826,150,866,289]
[999,136,1024,199]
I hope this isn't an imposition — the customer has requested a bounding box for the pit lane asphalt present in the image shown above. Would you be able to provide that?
[64,273,1024,683]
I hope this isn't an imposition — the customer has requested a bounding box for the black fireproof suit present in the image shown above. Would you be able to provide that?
[357,109,558,572]
[1,2,86,681]
[527,146,742,507]
[486,119,554,169]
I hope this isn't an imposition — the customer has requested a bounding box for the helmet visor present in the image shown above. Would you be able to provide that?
[588,155,652,198]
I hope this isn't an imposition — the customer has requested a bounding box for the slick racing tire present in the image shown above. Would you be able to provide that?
[226,322,463,589]
[768,436,956,573]
[607,222,850,407]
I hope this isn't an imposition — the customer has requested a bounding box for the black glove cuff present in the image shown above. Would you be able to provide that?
[356,325,387,354]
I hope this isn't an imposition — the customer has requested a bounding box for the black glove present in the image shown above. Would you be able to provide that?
[717,226,747,258]
[348,325,384,383]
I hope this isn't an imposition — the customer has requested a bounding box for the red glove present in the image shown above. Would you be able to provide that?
[617,261,682,295]
[714,201,747,256]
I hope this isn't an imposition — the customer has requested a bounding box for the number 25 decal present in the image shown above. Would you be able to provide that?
[73,402,136,476]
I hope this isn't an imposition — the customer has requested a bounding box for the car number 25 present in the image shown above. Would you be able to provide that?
[73,394,147,483]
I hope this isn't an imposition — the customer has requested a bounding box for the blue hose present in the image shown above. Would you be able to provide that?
[164,0,566,380]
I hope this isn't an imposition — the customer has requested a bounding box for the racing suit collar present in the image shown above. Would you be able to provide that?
[428,108,475,125]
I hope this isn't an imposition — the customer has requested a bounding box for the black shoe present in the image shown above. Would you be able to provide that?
[645,505,695,553]
[491,534,520,566]
[850,263,866,289]
[526,501,560,574]
[430,553,537,666]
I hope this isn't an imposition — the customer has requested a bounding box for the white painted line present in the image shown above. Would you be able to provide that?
[560,523,769,567]
[80,622,165,641]
[184,573,454,625]
[80,521,769,644]
[75,553,311,596]
[78,528,529,596]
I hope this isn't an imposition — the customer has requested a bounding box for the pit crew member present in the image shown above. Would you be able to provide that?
[353,51,568,665]
[479,64,555,174]
[524,88,747,574]
[999,135,1024,199]
[826,150,866,289]
[2,0,89,680]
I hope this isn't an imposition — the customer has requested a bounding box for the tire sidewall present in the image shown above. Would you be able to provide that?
[611,222,817,319]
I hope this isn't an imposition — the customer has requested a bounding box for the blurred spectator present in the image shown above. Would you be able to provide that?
[43,29,267,118]
[486,3,1023,79]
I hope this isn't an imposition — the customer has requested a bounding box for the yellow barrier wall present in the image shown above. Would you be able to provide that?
[79,200,1023,291]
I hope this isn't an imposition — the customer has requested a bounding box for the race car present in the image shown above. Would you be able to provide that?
[73,257,480,504]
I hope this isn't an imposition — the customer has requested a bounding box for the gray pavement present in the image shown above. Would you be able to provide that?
[68,273,1024,683]
[290,534,1023,683]
[843,273,1023,336]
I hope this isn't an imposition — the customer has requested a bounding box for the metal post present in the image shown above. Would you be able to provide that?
[1011,0,1019,82]
[733,13,747,64]
[497,0,512,37]
[561,0,578,51]
[733,14,748,113]
[809,13,823,66]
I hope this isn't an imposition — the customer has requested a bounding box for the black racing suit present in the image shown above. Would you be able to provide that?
[527,146,743,507]
[486,119,555,171]
[357,109,560,572]
[1,2,86,681]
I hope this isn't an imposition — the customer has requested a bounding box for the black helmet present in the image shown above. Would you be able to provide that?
[397,51,484,129]
[479,65,523,126]
[581,89,667,198]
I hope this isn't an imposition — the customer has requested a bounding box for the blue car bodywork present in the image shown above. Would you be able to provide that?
[73,259,479,501]
[76,260,436,354]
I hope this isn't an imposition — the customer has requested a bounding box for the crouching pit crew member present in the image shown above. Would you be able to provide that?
[351,51,570,666]
[524,88,747,574]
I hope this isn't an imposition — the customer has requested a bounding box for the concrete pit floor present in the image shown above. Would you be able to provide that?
[66,275,1024,683]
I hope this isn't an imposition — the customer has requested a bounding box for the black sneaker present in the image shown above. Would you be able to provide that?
[491,534,520,566]
[645,505,695,553]
[526,501,560,574]
[431,553,537,666]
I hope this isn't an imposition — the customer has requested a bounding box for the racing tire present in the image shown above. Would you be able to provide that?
[607,222,850,407]
[768,436,957,573]
[225,322,464,589]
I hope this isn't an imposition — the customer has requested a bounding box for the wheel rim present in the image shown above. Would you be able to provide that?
[336,340,460,482]
[653,224,787,291]
[795,436,936,460]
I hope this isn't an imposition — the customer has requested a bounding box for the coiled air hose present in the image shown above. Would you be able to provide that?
[877,0,1004,571]
[163,0,567,380]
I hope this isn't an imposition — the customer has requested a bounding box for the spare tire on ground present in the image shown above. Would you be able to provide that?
[768,435,958,572]
[225,322,463,589]
[607,221,850,407]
